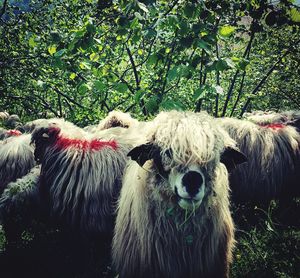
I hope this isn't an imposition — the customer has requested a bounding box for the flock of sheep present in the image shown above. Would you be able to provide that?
[0,109,299,278]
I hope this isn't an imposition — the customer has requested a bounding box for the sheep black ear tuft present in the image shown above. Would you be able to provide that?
[221,147,247,173]
[128,143,161,167]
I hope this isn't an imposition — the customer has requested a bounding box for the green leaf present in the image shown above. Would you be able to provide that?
[114,83,128,93]
[79,61,92,70]
[179,65,193,78]
[130,18,139,29]
[144,28,156,38]
[215,60,228,71]
[145,96,159,114]
[161,100,185,111]
[167,15,179,29]
[69,73,76,80]
[94,80,105,91]
[167,66,179,81]
[137,1,149,13]
[193,86,206,100]
[54,49,67,57]
[48,45,57,55]
[135,89,146,102]
[225,58,235,68]
[29,35,37,48]
[218,25,236,38]
[290,8,300,23]
[147,54,158,66]
[137,49,143,55]
[78,83,91,94]
[197,40,211,51]
[183,4,194,18]
[90,52,100,61]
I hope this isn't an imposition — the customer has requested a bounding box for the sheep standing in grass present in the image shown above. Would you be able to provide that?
[113,111,246,278]
[218,117,300,205]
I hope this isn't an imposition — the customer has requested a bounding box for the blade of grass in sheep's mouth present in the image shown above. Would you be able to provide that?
[178,198,201,210]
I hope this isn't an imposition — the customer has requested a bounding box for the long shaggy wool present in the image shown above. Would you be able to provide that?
[32,121,130,235]
[245,110,300,130]
[89,111,139,133]
[0,111,9,120]
[0,166,40,221]
[0,134,36,194]
[217,117,300,204]
[113,111,236,278]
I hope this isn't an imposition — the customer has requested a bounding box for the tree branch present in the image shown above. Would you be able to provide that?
[240,38,300,117]
[221,30,255,117]
[126,46,147,115]
[0,0,8,19]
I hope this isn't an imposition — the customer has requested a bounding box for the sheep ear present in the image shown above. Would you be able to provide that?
[128,143,160,167]
[221,147,247,172]
[290,118,300,130]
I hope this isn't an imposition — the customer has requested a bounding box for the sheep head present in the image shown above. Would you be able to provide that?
[31,126,60,163]
[128,111,246,211]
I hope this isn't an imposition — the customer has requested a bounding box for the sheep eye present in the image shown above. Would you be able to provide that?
[153,154,170,178]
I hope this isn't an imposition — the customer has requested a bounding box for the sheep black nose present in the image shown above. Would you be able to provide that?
[182,171,203,197]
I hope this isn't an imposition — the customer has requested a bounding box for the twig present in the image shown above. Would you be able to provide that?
[240,38,300,117]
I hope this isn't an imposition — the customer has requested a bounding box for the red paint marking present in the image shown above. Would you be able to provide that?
[260,123,285,130]
[55,136,118,151]
[6,130,22,136]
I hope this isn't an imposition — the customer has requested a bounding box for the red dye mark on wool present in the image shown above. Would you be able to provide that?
[55,136,118,151]
[6,130,22,136]
[260,123,285,130]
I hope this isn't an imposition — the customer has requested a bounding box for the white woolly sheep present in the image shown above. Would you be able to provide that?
[112,110,246,278]
[217,117,300,205]
[84,110,140,133]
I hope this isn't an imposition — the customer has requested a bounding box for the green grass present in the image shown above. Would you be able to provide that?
[0,201,299,277]
[231,201,300,278]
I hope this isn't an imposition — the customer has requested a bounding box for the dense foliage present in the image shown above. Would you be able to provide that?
[0,0,299,125]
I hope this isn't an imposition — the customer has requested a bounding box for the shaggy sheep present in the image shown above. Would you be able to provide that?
[0,134,36,194]
[0,129,23,140]
[31,119,131,236]
[245,110,300,131]
[84,110,139,133]
[5,114,23,130]
[217,117,300,205]
[112,111,246,278]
